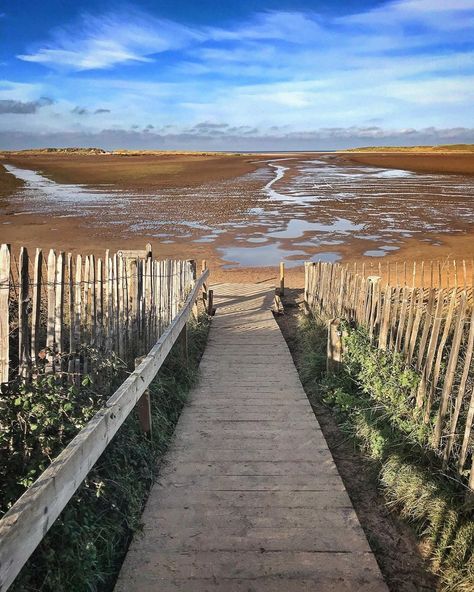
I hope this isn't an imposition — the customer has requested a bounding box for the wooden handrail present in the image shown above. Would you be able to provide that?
[0,268,209,592]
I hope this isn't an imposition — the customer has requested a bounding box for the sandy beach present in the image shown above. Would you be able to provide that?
[1,150,473,286]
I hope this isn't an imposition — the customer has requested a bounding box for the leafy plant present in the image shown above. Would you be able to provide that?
[4,316,209,592]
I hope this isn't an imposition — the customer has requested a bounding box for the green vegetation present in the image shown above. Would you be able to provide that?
[2,316,209,592]
[341,144,474,152]
[297,313,474,591]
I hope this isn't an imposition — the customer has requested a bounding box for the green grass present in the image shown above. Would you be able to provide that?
[7,315,209,592]
[296,312,474,591]
[341,144,474,152]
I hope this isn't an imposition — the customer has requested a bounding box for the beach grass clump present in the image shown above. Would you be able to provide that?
[296,312,474,591]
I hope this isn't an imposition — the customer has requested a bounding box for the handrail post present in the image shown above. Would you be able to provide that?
[135,356,152,437]
[279,262,285,296]
[178,323,188,365]
[202,260,208,304]
[207,289,214,316]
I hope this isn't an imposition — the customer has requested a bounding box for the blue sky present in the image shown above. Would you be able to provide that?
[1,0,474,150]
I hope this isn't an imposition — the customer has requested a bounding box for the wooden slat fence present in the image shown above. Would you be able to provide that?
[0,243,197,387]
[0,246,209,592]
[305,261,474,488]
[349,258,474,292]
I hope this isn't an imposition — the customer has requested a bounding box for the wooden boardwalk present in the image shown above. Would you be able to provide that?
[115,283,388,591]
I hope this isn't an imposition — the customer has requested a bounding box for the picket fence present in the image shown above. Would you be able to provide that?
[305,261,474,487]
[351,258,474,290]
[0,243,197,386]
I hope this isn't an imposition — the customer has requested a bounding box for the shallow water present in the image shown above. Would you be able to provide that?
[2,155,473,268]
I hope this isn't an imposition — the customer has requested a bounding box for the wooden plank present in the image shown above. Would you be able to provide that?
[415,289,444,409]
[0,267,209,592]
[54,252,65,365]
[401,288,416,355]
[46,250,56,369]
[89,255,97,345]
[394,286,408,352]
[96,258,104,350]
[117,249,149,259]
[104,250,111,349]
[74,255,82,381]
[459,383,474,473]
[0,244,11,384]
[83,255,91,350]
[113,254,120,354]
[432,293,467,449]
[443,305,474,466]
[407,288,427,366]
[378,285,392,350]
[67,254,75,380]
[415,288,436,370]
[18,247,30,377]
[30,249,43,368]
[424,290,457,420]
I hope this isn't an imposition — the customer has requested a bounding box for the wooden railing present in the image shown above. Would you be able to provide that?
[305,261,474,488]
[0,247,209,592]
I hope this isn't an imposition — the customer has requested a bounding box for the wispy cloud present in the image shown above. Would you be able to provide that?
[18,9,201,70]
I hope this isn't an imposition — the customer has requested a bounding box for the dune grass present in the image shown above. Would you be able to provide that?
[342,144,474,152]
[296,313,474,591]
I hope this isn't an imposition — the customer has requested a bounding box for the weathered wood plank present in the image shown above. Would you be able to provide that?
[0,244,10,384]
[18,247,30,376]
[30,249,42,368]
[114,282,387,592]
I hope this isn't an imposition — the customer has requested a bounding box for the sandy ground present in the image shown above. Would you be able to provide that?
[1,151,473,287]
[0,152,266,189]
[339,151,474,175]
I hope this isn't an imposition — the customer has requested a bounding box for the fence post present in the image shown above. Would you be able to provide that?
[31,248,43,370]
[178,323,188,365]
[279,262,285,296]
[207,288,214,316]
[327,318,343,374]
[202,260,208,305]
[0,244,10,385]
[18,247,31,377]
[135,356,152,436]
[46,249,56,371]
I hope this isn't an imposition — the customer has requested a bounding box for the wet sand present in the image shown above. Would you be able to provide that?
[1,152,473,287]
[339,152,474,176]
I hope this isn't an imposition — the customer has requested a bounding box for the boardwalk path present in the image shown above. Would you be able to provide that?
[115,284,387,591]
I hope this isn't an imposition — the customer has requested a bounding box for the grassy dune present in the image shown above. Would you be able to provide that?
[342,143,474,153]
[0,151,259,189]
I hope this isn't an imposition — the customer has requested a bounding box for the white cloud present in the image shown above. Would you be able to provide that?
[341,0,474,32]
[206,11,326,44]
[18,10,201,70]
[4,1,474,147]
